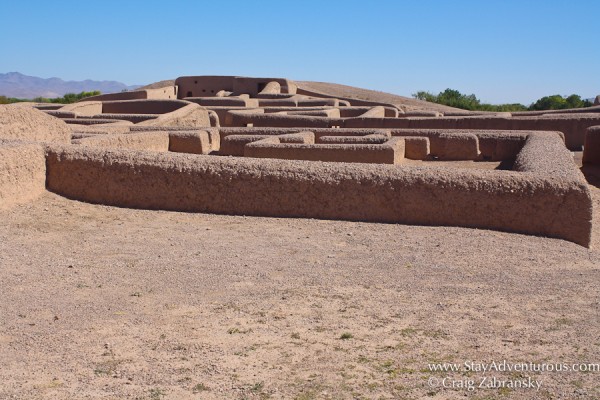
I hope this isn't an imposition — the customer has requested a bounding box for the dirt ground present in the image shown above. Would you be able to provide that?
[1,166,599,399]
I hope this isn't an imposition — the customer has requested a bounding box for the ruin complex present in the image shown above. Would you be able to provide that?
[1,76,598,247]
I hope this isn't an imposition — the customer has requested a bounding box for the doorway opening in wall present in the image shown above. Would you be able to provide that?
[186,91,192,97]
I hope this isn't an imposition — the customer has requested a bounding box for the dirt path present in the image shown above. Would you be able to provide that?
[1,185,599,399]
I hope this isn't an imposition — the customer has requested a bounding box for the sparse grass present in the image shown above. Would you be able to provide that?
[251,381,264,392]
[357,355,370,363]
[295,390,318,400]
[227,327,252,334]
[149,388,165,399]
[291,332,301,339]
[547,317,575,332]
[192,383,210,393]
[234,344,257,357]
[498,386,512,396]
[93,359,121,376]
[555,317,573,326]
[400,327,417,337]
[422,329,448,339]
[340,332,354,340]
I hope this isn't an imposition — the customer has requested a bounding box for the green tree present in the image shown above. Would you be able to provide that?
[528,94,592,110]
[413,88,527,111]
[48,90,101,104]
[413,89,592,112]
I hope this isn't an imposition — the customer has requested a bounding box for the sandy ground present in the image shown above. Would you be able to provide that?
[1,167,599,399]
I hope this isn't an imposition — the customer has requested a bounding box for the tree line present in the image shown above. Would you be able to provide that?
[413,89,594,112]
[0,91,101,105]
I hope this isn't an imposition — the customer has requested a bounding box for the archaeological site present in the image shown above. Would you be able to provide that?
[2,76,598,246]
[2,75,600,399]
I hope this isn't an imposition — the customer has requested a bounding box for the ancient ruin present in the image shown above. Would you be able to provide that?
[1,76,598,247]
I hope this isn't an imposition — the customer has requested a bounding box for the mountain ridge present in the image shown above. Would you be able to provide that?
[0,72,140,98]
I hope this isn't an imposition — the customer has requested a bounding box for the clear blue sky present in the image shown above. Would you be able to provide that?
[1,0,598,104]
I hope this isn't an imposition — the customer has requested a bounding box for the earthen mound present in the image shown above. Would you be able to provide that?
[0,104,71,143]
[296,81,464,113]
[138,79,176,90]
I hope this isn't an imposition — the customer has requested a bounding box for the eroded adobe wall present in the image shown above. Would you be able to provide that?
[0,141,47,209]
[45,137,592,246]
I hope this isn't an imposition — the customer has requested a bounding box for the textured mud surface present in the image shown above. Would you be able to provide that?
[0,180,599,399]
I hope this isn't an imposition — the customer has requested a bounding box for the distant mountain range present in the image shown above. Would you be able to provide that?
[0,72,141,99]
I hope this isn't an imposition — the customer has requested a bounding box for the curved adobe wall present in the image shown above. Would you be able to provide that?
[45,134,592,247]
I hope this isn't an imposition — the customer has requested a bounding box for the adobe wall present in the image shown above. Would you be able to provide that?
[59,101,103,116]
[219,127,390,139]
[220,131,392,157]
[62,118,133,126]
[0,141,46,209]
[102,99,190,114]
[185,97,259,108]
[70,125,133,136]
[145,87,177,100]
[44,140,592,247]
[43,110,77,119]
[227,111,341,128]
[511,106,600,116]
[175,76,297,99]
[318,134,389,144]
[583,126,600,165]
[338,106,399,118]
[232,77,297,96]
[217,127,538,161]
[285,109,341,118]
[72,132,170,152]
[344,115,600,150]
[220,135,273,156]
[513,133,584,180]
[91,113,158,124]
[80,88,177,102]
[244,136,404,164]
[202,106,247,127]
[258,81,281,95]
[169,130,220,154]
[220,110,594,149]
[82,91,148,102]
[136,103,211,128]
